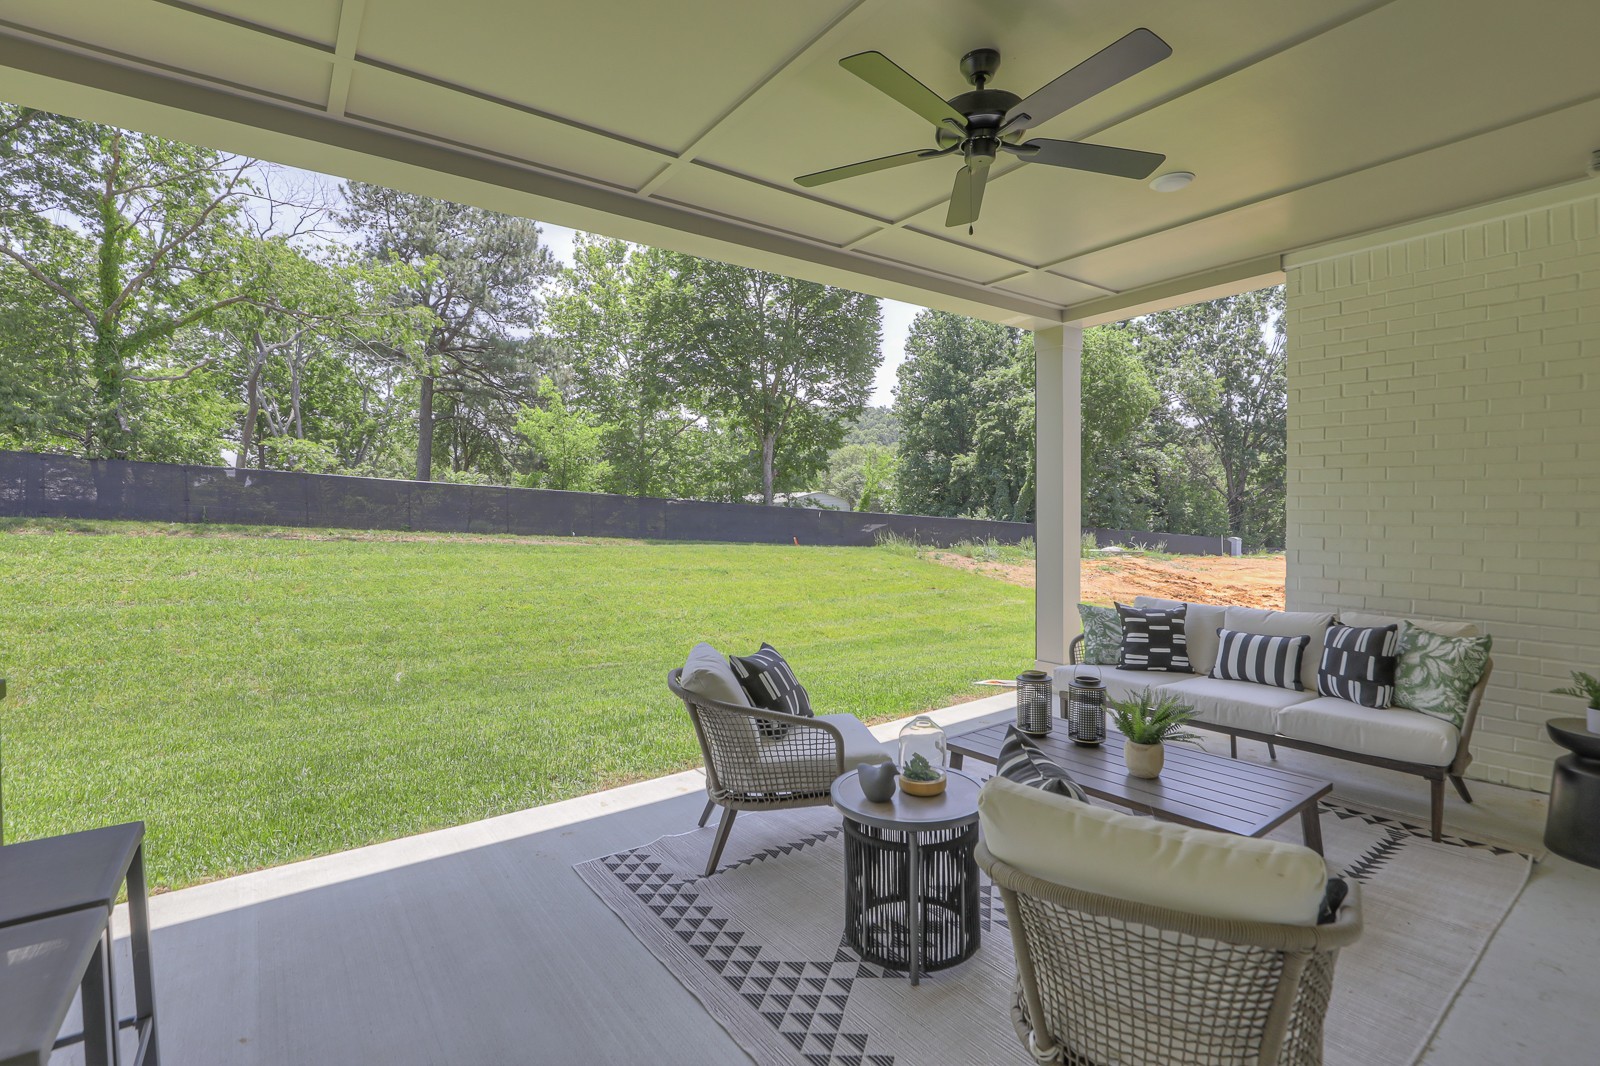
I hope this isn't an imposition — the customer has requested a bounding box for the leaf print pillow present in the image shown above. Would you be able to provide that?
[1077,604,1123,666]
[1393,623,1492,726]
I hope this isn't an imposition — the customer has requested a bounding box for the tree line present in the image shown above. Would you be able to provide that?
[1,107,1285,546]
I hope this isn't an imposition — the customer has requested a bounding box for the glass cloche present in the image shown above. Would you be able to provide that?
[897,715,948,777]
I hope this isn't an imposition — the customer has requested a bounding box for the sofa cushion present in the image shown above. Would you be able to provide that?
[758,712,890,771]
[1339,610,1478,638]
[1116,602,1192,672]
[1077,603,1123,665]
[997,726,1089,801]
[1393,625,1493,727]
[1211,628,1312,691]
[1223,606,1335,692]
[1316,624,1399,708]
[978,776,1328,926]
[1277,697,1460,767]
[1053,665,1197,705]
[1133,597,1227,679]
[680,642,752,707]
[1158,676,1315,735]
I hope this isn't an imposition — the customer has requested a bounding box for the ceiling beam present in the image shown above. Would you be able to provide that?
[1063,254,1283,327]
[0,28,1061,326]
[325,0,367,117]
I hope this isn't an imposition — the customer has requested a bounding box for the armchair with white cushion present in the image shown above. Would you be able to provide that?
[668,643,889,876]
[977,776,1362,1065]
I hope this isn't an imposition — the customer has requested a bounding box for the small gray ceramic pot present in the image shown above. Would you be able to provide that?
[857,761,898,802]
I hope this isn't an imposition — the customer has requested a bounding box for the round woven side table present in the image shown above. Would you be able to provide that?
[830,770,982,985]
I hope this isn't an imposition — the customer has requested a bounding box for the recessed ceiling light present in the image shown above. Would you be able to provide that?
[1149,171,1195,192]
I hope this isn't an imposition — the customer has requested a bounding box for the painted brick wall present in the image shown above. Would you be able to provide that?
[1284,190,1600,791]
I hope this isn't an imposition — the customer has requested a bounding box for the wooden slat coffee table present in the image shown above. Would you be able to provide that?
[948,712,1332,853]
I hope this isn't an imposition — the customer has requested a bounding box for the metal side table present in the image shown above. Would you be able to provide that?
[0,822,160,1065]
[831,770,982,985]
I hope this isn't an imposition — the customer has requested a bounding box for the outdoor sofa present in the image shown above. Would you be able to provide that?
[1059,596,1493,841]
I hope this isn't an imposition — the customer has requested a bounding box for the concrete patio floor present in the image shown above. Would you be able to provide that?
[75,693,1600,1064]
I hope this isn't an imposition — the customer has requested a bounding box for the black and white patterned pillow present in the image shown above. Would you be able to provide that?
[996,727,1088,801]
[1116,602,1191,672]
[1317,624,1399,708]
[729,643,813,738]
[1210,628,1311,691]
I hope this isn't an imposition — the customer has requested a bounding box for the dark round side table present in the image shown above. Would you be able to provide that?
[1545,718,1600,869]
[830,769,982,985]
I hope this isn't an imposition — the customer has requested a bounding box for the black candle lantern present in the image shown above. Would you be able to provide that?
[1064,668,1106,746]
[1015,670,1053,735]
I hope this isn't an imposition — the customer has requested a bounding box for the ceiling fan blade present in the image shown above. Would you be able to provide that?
[1004,28,1171,130]
[945,163,990,228]
[1012,138,1165,179]
[794,148,942,188]
[840,51,968,129]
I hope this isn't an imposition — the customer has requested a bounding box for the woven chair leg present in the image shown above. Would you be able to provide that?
[698,798,716,827]
[705,806,738,877]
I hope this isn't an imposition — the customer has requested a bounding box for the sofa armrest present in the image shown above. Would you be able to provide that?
[1449,657,1494,777]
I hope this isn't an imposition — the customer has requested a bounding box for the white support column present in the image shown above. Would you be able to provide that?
[1033,324,1083,668]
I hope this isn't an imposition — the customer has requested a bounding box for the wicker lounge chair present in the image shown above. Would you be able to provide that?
[977,777,1362,1065]
[668,665,889,876]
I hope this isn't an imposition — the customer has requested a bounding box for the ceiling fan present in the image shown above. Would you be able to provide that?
[795,29,1173,232]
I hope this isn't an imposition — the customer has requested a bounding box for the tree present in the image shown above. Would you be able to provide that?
[1080,325,1159,529]
[1127,288,1286,548]
[823,443,898,511]
[679,259,881,504]
[840,405,900,447]
[515,378,611,491]
[340,183,560,481]
[893,311,1033,518]
[548,236,701,497]
[0,107,266,457]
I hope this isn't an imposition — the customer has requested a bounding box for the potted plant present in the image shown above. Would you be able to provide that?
[1108,687,1203,779]
[1552,671,1600,734]
[898,752,947,797]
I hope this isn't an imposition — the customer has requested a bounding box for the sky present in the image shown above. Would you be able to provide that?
[535,222,918,407]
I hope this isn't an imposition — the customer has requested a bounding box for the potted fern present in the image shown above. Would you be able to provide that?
[1552,671,1600,734]
[1108,687,1203,779]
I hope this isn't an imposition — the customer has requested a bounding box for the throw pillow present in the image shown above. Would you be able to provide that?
[1211,628,1311,691]
[996,726,1089,801]
[1077,603,1122,666]
[1318,877,1350,925]
[1393,624,1493,727]
[1116,602,1191,672]
[1317,623,1400,708]
[729,643,814,739]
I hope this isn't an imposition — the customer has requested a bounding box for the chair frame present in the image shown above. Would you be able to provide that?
[977,840,1363,1065]
[1068,635,1493,841]
[667,668,848,876]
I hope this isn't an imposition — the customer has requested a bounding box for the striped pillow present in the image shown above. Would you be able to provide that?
[1317,624,1399,708]
[1116,602,1191,672]
[729,643,813,738]
[1210,628,1311,691]
[996,727,1088,801]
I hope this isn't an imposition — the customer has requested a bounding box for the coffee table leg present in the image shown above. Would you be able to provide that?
[907,834,921,986]
[1300,802,1324,855]
[949,752,964,771]
[128,842,160,1065]
[81,929,116,1066]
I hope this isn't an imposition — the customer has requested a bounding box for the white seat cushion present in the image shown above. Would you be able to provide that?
[758,713,890,772]
[1159,676,1314,735]
[979,777,1327,926]
[1338,610,1479,638]
[1223,607,1335,692]
[1053,665,1198,705]
[1278,697,1460,767]
[1133,596,1228,679]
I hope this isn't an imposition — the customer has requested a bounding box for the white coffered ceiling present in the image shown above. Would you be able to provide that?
[1,0,1597,326]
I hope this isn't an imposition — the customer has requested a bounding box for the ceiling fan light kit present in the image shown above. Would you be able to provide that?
[795,28,1174,232]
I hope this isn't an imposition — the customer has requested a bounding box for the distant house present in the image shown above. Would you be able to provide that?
[746,491,853,511]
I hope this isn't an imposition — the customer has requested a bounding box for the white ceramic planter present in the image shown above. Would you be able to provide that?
[1124,741,1164,779]
[1587,706,1600,734]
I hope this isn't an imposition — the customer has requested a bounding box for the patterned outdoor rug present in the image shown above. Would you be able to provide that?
[576,796,1534,1066]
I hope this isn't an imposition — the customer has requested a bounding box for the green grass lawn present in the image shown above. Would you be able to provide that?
[0,519,1031,889]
